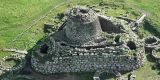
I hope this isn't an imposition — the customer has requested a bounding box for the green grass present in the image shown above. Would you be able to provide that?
[1,0,160,80]
[0,0,65,49]
[134,54,160,80]
[0,51,12,58]
[126,0,160,37]
[0,0,102,49]
[0,0,160,49]
[4,59,17,67]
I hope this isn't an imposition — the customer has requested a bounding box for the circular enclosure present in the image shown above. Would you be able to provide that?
[145,36,160,52]
[0,54,26,72]
[145,36,158,45]
[151,48,160,60]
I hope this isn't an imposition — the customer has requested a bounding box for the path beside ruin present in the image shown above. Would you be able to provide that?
[12,1,70,42]
[0,48,27,54]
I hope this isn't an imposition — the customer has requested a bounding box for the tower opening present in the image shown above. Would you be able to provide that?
[127,41,136,50]
[115,35,121,43]
[40,44,49,54]
[79,9,88,13]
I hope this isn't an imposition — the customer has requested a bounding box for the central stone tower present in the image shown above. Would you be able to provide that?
[65,6,102,45]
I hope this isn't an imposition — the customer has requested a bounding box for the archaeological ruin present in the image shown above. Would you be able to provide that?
[31,6,146,80]
[1,6,160,80]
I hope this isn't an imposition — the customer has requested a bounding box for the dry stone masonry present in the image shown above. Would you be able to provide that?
[1,5,160,80]
[0,53,26,75]
[31,6,146,80]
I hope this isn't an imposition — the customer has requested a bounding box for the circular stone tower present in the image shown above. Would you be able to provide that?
[65,6,102,45]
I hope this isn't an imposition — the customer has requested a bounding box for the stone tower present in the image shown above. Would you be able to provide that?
[65,6,102,45]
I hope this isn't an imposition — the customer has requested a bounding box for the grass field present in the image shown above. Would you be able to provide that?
[0,0,160,80]
[0,0,66,49]
[126,0,160,37]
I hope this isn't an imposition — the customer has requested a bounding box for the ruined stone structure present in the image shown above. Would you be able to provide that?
[0,53,26,80]
[30,6,146,80]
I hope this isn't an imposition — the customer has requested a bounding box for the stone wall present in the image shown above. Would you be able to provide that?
[0,53,26,75]
[31,50,145,74]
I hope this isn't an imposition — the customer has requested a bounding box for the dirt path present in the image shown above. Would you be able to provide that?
[12,1,69,42]
[0,48,27,54]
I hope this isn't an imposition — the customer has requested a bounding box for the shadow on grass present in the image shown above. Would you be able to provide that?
[143,20,160,38]
[146,54,157,70]
[146,54,156,62]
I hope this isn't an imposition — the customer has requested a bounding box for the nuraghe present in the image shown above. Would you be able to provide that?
[31,6,145,80]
